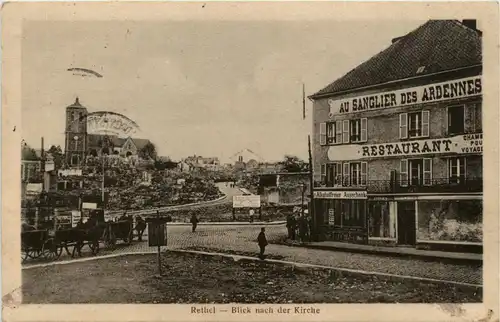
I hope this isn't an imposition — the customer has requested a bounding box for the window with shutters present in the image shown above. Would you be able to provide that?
[349,118,368,143]
[448,157,466,184]
[400,158,432,186]
[326,123,335,144]
[447,105,465,135]
[341,161,368,186]
[466,103,482,133]
[400,111,430,139]
[325,163,342,187]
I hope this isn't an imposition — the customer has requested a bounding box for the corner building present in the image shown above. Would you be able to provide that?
[309,20,482,253]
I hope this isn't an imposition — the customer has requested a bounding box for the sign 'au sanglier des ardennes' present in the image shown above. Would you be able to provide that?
[328,76,482,116]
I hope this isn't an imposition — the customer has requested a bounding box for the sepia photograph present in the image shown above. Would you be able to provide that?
[2,2,499,322]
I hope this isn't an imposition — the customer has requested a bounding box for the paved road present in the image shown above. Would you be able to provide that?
[23,224,482,286]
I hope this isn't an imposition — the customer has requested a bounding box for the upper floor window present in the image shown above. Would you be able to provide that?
[320,118,367,145]
[321,161,367,187]
[399,111,429,139]
[448,157,466,184]
[447,105,465,135]
[400,158,432,187]
[343,161,368,186]
[321,163,342,187]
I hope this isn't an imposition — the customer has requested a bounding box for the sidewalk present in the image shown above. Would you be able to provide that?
[280,240,482,263]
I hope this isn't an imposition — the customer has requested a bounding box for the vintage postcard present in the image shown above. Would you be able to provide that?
[2,2,499,322]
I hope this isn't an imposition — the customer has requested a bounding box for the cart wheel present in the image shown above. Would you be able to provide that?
[21,249,29,262]
[27,249,42,259]
[42,238,59,261]
[89,241,100,255]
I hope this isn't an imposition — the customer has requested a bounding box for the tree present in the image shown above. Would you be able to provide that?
[48,145,64,169]
[22,144,39,161]
[279,155,309,173]
[138,142,157,160]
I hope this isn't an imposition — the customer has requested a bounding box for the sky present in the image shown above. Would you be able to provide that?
[22,20,426,163]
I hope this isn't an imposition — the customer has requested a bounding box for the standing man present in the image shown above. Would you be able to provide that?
[249,208,255,223]
[135,215,146,241]
[190,213,199,232]
[290,213,297,240]
[257,227,268,260]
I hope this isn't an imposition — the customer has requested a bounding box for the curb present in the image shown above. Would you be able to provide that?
[108,194,228,216]
[166,221,286,226]
[275,242,483,264]
[22,248,482,289]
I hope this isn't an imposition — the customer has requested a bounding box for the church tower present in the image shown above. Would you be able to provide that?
[65,97,88,167]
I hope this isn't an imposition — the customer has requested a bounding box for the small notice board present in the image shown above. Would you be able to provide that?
[147,220,168,247]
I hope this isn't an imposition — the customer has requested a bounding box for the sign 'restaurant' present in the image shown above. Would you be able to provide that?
[328,133,482,161]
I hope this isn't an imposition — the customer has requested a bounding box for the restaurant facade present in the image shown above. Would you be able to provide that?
[309,20,483,252]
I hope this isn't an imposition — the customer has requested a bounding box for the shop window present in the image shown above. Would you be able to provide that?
[325,163,342,187]
[71,155,80,166]
[400,158,432,186]
[447,105,465,135]
[399,111,429,139]
[448,157,466,184]
[368,202,395,238]
[342,162,367,186]
[417,199,483,243]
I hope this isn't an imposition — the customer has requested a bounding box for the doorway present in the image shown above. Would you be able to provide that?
[397,201,416,246]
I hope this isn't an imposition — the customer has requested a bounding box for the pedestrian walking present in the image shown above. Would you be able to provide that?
[290,214,297,240]
[135,215,146,241]
[257,227,268,260]
[298,215,308,243]
[190,213,199,232]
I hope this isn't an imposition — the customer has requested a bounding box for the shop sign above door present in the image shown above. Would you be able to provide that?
[314,190,367,199]
[328,133,482,161]
[327,76,481,116]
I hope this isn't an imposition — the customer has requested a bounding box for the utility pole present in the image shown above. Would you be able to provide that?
[308,135,316,241]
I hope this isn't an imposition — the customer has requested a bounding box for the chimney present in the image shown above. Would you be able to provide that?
[462,19,477,30]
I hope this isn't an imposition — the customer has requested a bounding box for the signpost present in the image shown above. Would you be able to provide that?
[146,211,169,276]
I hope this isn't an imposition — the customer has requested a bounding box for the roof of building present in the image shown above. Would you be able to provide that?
[311,20,482,98]
[66,97,86,109]
[87,134,150,149]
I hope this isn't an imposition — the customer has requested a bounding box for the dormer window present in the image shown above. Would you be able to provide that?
[416,66,426,74]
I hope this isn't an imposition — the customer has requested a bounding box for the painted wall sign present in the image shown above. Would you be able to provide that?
[328,133,482,161]
[58,169,83,177]
[328,209,335,225]
[87,111,140,137]
[71,211,81,227]
[232,195,261,208]
[327,76,482,116]
[314,190,367,199]
[26,183,43,196]
[82,202,97,209]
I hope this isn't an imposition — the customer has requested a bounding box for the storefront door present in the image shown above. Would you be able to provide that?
[397,201,416,246]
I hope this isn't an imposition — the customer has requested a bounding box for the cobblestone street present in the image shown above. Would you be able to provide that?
[23,223,482,286]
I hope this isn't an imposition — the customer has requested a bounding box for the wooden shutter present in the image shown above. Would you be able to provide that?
[342,120,350,143]
[422,111,430,137]
[400,159,408,187]
[399,113,408,139]
[321,164,326,184]
[361,162,368,185]
[319,123,327,145]
[335,120,342,144]
[343,162,350,186]
[423,158,432,186]
[327,123,334,144]
[335,162,342,186]
[361,118,368,142]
